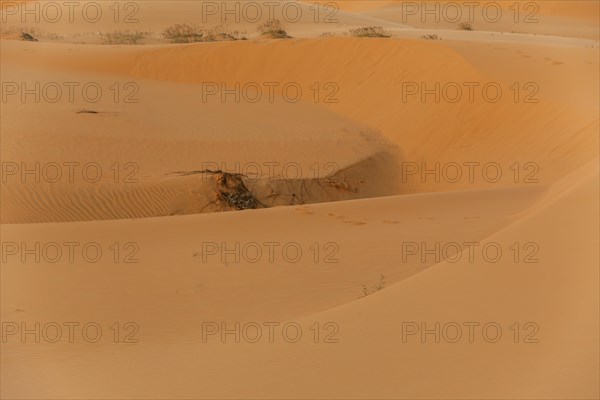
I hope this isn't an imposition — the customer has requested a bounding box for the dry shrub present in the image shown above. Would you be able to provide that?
[102,30,147,44]
[458,22,474,31]
[350,26,391,38]
[163,24,246,43]
[257,20,291,39]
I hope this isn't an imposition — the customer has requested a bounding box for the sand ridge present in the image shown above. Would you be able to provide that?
[1,0,598,398]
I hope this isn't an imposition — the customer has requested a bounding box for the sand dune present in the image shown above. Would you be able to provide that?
[349,0,600,39]
[1,157,597,399]
[2,33,597,222]
[1,59,404,223]
[1,0,408,43]
[1,0,598,398]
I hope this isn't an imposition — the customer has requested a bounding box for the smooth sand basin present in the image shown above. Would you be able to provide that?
[1,1,598,398]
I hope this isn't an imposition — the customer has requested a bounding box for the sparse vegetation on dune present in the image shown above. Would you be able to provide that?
[421,33,441,40]
[163,24,247,43]
[20,32,38,41]
[213,171,265,210]
[458,22,474,31]
[170,170,265,211]
[350,26,391,38]
[257,20,291,39]
[1,28,64,42]
[318,32,336,38]
[163,24,203,43]
[101,30,147,45]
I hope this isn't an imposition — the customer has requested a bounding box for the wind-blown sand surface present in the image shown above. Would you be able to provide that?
[1,1,598,398]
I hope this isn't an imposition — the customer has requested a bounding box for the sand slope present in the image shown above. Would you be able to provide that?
[1,0,598,398]
[1,57,404,223]
[2,33,598,222]
[1,159,597,399]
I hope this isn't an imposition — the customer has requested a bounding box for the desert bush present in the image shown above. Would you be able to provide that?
[318,32,337,38]
[213,172,265,210]
[1,27,63,42]
[204,25,247,41]
[163,24,246,43]
[20,32,38,41]
[421,33,440,40]
[458,22,474,31]
[163,24,204,43]
[257,20,291,38]
[350,26,391,38]
[167,169,264,210]
[102,30,146,45]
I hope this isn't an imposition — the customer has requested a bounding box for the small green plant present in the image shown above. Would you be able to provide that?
[257,20,291,39]
[421,33,440,40]
[458,22,474,31]
[102,30,147,45]
[361,275,386,297]
[350,26,391,38]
